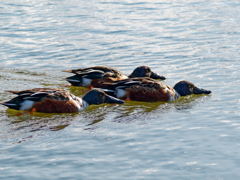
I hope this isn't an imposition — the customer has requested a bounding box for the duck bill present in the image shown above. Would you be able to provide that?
[193,87,212,95]
[150,72,166,80]
[105,95,125,104]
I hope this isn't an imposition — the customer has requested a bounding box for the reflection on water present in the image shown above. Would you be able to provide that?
[2,109,75,133]
[174,94,212,111]
[1,0,240,179]
[0,92,211,138]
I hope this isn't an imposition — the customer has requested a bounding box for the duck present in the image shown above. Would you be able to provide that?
[96,77,211,102]
[62,66,166,88]
[0,88,124,113]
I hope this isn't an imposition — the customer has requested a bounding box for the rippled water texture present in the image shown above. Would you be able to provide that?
[1,0,240,179]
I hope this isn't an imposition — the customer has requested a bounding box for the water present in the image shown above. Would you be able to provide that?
[1,0,240,179]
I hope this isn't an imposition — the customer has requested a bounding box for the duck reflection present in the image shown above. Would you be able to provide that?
[174,94,211,111]
[1,103,121,135]
[4,109,75,132]
[1,93,211,139]
[85,93,211,125]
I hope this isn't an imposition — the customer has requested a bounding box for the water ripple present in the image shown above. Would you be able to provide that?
[1,0,240,179]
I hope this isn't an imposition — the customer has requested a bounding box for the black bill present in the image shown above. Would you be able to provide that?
[193,87,212,95]
[105,94,125,104]
[150,72,166,80]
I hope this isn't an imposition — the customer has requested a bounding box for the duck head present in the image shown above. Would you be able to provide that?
[128,66,166,80]
[173,81,211,96]
[82,89,125,105]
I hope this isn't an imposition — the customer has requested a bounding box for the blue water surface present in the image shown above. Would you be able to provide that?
[1,0,240,179]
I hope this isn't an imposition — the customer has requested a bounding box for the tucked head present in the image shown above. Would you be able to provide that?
[128,66,166,80]
[82,89,125,105]
[173,81,211,96]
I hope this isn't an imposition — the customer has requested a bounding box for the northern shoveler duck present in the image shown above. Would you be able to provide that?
[96,78,211,102]
[62,66,166,87]
[0,88,124,113]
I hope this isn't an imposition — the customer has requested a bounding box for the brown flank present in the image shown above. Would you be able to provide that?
[32,99,79,113]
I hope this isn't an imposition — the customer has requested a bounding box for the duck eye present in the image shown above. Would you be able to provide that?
[188,85,192,88]
[100,94,103,97]
[146,70,149,73]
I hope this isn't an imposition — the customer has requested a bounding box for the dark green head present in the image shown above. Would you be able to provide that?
[82,89,125,105]
[173,81,211,96]
[128,66,166,80]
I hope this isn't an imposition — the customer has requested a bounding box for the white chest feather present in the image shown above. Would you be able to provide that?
[116,89,126,99]
[122,75,128,79]
[71,96,89,111]
[20,100,34,111]
[82,78,92,87]
[168,90,181,102]
[79,99,89,111]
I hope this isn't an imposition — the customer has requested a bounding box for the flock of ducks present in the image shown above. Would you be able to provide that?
[0,66,211,113]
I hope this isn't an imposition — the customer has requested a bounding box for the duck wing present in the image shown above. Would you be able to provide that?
[2,88,81,112]
[99,78,176,102]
